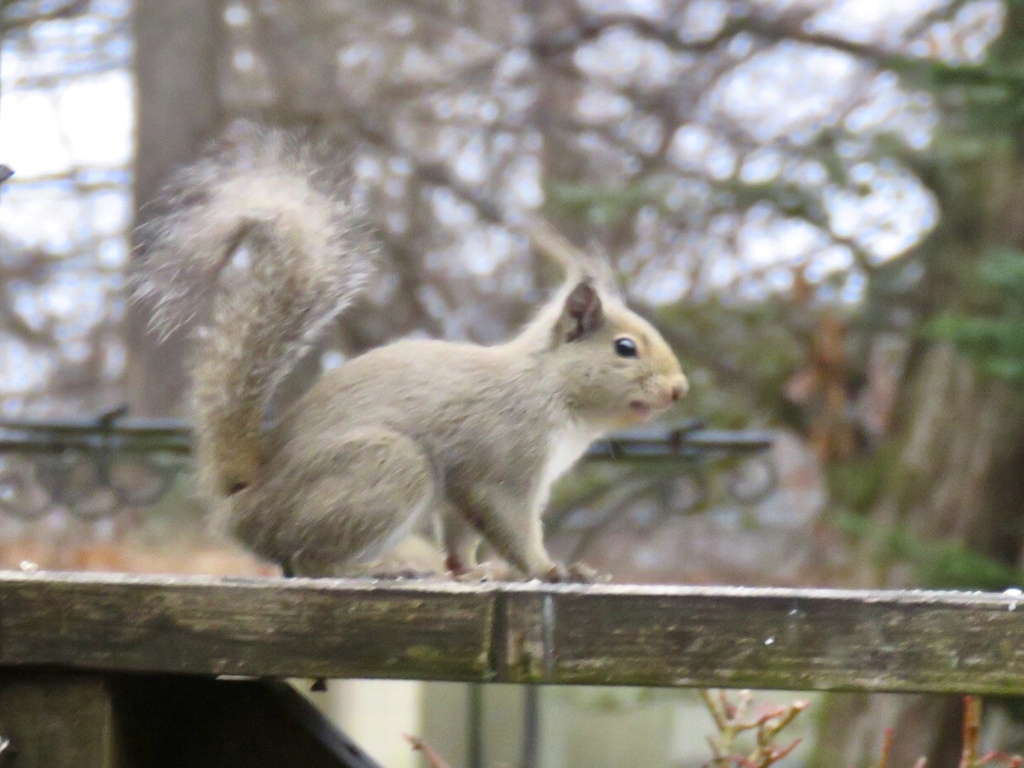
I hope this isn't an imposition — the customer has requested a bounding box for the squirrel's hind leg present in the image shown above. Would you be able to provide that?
[442,506,514,582]
[441,506,482,576]
[277,427,436,578]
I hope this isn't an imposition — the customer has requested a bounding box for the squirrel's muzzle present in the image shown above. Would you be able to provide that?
[670,375,688,402]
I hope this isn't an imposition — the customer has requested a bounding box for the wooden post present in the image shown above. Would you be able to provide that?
[0,673,117,768]
[0,673,385,768]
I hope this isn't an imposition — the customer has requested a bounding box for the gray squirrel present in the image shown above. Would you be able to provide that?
[135,125,687,581]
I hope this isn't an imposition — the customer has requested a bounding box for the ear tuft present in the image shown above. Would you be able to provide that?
[563,280,603,342]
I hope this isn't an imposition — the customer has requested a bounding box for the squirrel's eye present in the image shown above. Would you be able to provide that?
[614,337,638,358]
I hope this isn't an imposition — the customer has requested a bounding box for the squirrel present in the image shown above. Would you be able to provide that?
[134,124,688,582]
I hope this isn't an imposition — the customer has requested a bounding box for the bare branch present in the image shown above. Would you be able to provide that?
[532,4,927,68]
[2,0,89,32]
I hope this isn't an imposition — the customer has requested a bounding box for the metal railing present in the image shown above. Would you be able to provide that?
[0,414,775,520]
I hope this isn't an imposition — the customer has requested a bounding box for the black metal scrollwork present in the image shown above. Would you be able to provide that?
[0,413,776,522]
[0,412,187,520]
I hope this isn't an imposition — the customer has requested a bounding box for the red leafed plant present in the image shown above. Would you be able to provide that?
[700,689,808,768]
[953,696,1020,768]
[404,691,1024,768]
[869,696,1023,768]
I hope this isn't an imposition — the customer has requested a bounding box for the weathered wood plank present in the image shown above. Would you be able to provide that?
[3,571,1024,694]
[0,572,493,682]
[502,585,1024,693]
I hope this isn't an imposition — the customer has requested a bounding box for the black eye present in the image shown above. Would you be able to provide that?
[614,337,638,358]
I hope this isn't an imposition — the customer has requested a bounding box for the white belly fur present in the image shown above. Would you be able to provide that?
[537,421,603,501]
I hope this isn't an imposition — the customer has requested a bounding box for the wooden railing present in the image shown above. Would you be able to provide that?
[2,571,1023,694]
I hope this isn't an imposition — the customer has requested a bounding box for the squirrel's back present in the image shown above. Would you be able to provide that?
[272,338,551,472]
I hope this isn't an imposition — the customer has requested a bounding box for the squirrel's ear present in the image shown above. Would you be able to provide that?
[562,280,603,342]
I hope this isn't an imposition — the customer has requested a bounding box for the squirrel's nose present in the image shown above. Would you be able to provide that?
[670,376,688,402]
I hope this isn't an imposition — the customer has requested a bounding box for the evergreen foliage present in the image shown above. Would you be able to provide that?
[931,248,1024,383]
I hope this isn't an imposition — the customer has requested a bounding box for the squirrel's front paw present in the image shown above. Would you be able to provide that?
[541,561,606,584]
[569,561,610,583]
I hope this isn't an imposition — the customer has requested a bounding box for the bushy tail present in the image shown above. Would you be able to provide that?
[133,124,376,497]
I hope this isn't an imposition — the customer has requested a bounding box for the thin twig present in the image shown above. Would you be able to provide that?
[405,734,455,768]
[961,696,982,768]
[877,728,894,768]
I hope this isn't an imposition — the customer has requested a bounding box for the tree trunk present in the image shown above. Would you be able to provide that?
[816,339,1024,766]
[126,0,224,417]
[816,55,1024,761]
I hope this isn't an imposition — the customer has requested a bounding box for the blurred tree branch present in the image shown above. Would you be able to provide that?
[1,0,89,32]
